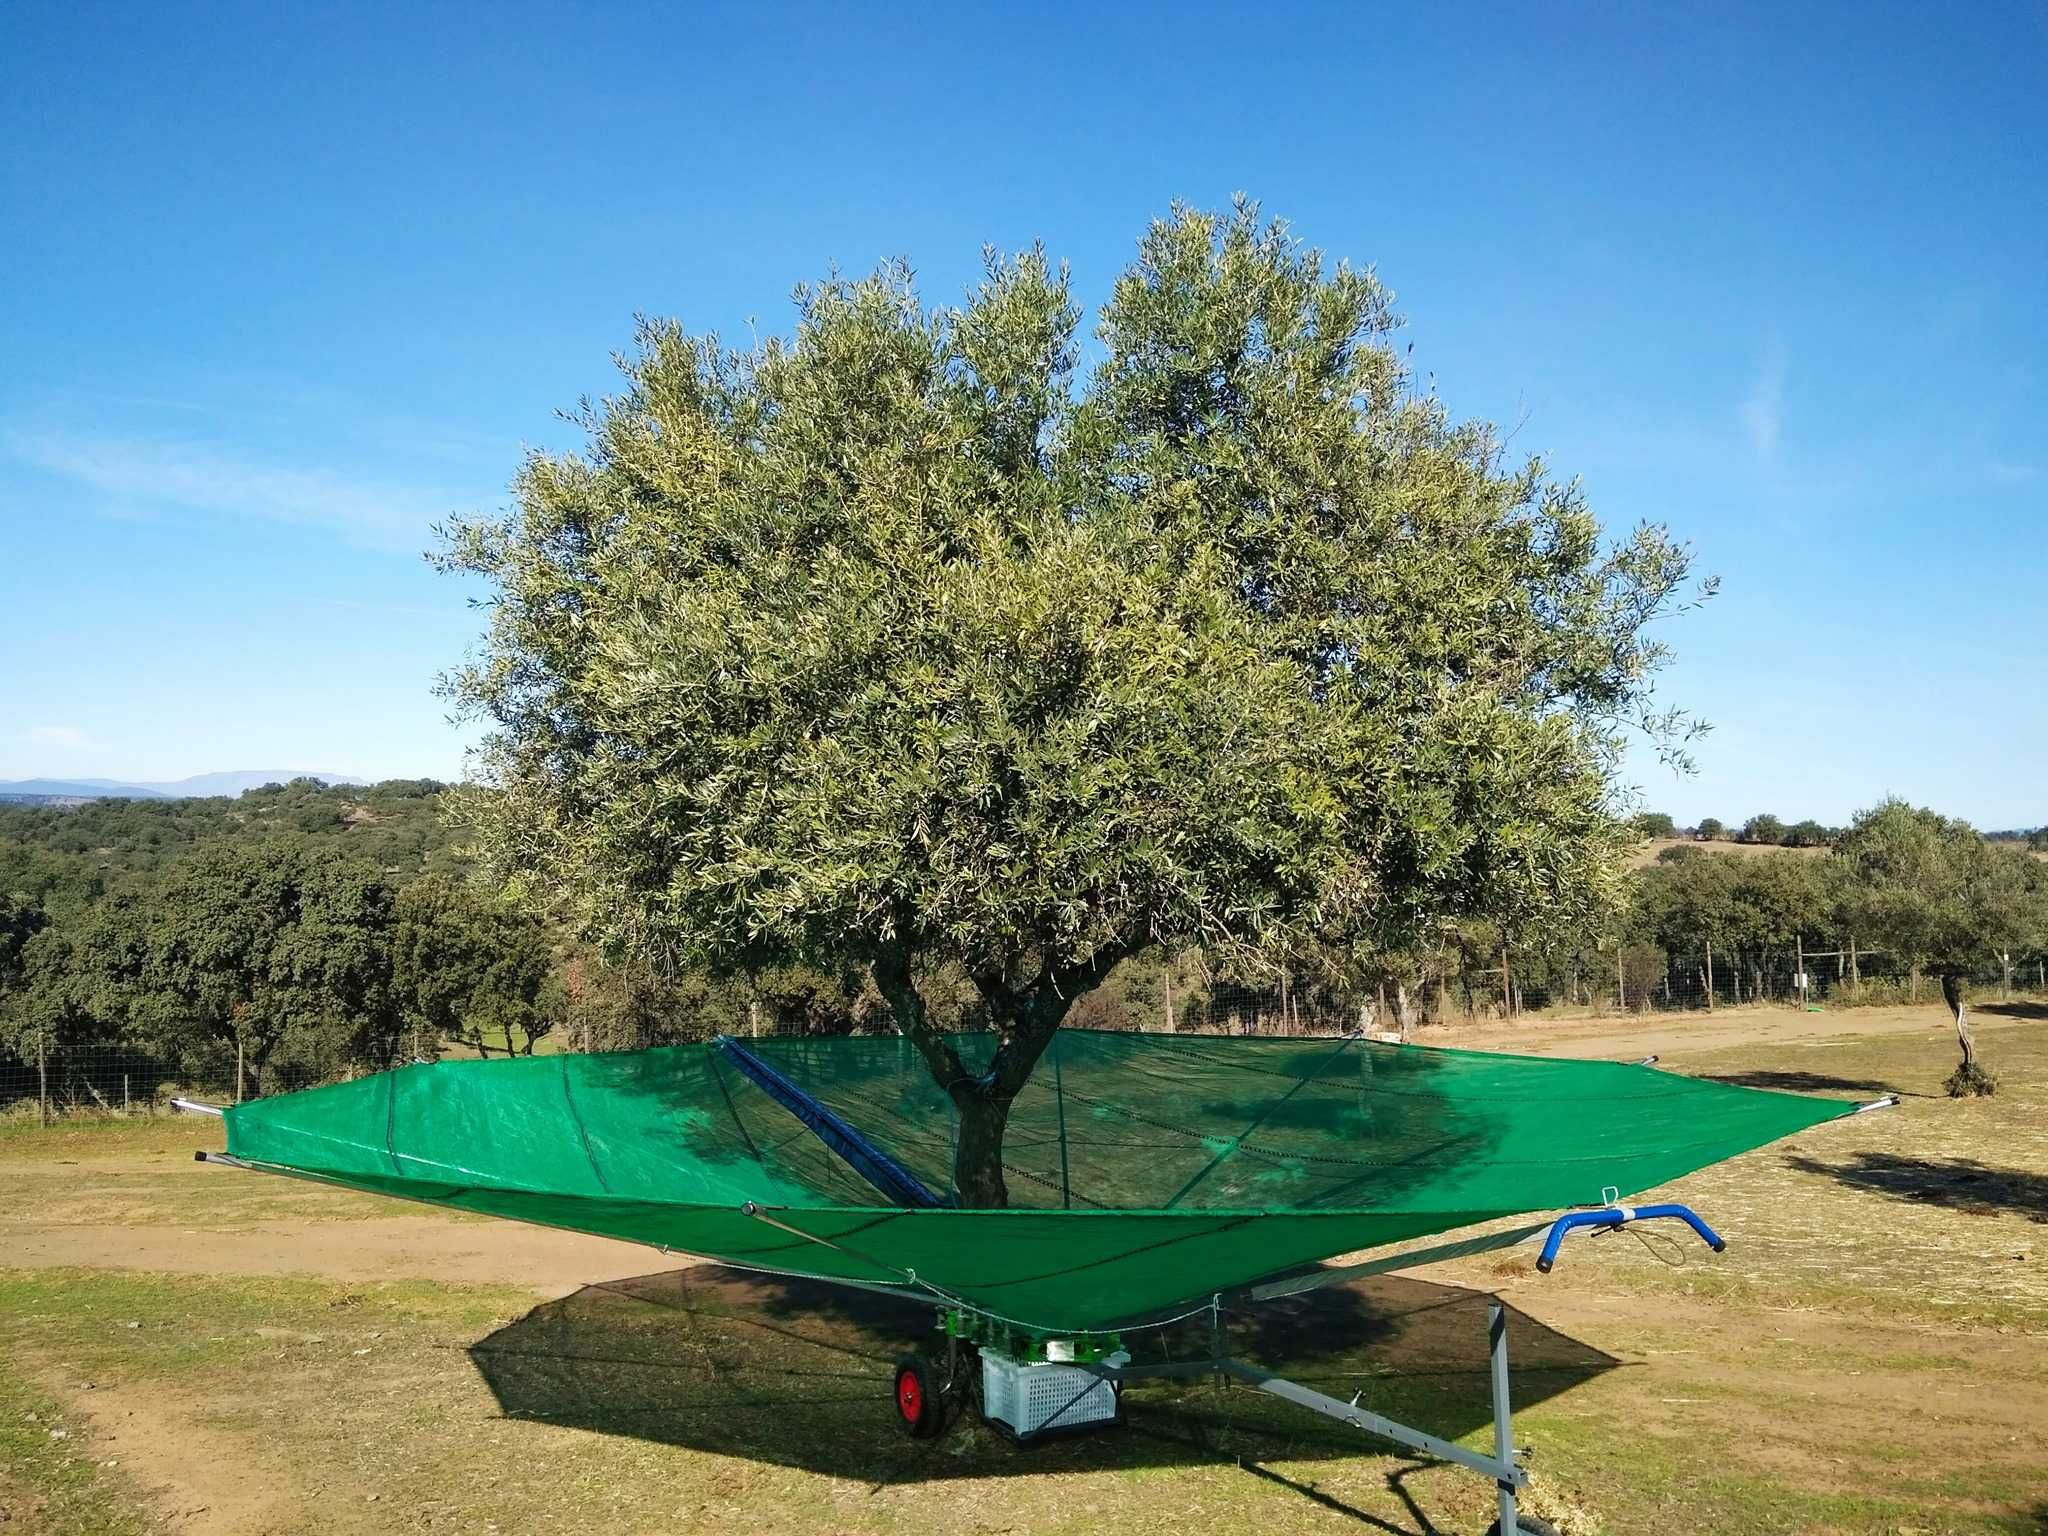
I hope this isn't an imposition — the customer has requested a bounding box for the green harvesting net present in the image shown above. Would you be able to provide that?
[220,1031,1856,1330]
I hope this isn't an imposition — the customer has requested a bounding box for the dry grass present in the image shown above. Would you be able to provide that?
[1629,836,1830,868]
[4,1007,2046,1535]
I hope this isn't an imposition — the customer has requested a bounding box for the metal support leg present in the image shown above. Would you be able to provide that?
[1490,1299,1517,1533]
[1095,1303,1529,1526]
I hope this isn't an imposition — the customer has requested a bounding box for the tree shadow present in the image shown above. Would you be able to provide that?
[1702,1069,1917,1098]
[1784,1151,2048,1223]
[468,1262,1616,1499]
[1978,1001,2048,1023]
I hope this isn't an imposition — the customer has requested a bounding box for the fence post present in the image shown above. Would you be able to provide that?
[1705,940,1715,1013]
[1616,949,1625,1012]
[1796,935,1805,1009]
[38,1032,50,1129]
[1500,950,1512,1018]
[123,1073,131,1114]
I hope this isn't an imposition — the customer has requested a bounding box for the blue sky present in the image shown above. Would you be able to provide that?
[2,2,2042,825]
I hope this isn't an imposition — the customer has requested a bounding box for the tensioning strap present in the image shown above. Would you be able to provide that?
[712,1035,946,1208]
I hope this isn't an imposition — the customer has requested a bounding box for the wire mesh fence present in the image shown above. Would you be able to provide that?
[7,944,2045,1124]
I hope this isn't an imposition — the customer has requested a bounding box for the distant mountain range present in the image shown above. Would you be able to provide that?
[0,771,366,802]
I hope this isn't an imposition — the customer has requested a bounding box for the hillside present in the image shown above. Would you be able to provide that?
[0,770,363,801]
[0,778,165,799]
[0,777,461,919]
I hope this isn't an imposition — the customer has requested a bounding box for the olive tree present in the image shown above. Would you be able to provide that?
[439,202,1703,1205]
[1835,800,2046,1095]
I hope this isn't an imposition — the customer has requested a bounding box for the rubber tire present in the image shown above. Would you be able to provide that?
[1485,1516,1560,1536]
[893,1354,943,1439]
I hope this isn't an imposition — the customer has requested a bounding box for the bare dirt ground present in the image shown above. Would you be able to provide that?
[5,1001,2046,1535]
[1426,996,1997,1060]
[1629,835,1830,867]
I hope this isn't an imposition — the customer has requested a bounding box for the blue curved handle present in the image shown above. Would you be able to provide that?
[1536,1202,1725,1273]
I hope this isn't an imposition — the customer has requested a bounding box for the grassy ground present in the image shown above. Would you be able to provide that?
[3,1004,2045,1534]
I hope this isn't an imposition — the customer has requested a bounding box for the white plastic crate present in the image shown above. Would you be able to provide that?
[979,1350,1120,1437]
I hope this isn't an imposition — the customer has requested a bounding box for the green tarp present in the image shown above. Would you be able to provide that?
[221,1031,1856,1331]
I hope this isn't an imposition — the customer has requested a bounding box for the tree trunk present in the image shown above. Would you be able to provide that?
[952,1094,1015,1207]
[1944,972,1975,1068]
[1939,971,1992,1095]
[873,941,1122,1208]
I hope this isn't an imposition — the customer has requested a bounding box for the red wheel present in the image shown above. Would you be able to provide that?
[893,1355,941,1438]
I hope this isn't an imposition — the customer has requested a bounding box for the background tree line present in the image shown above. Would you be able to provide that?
[5,781,2043,1109]
[0,779,873,1105]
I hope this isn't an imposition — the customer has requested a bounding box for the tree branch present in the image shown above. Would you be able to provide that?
[985,940,1129,1098]
[871,944,972,1101]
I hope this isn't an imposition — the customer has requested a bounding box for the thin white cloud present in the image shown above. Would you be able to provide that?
[23,724,89,750]
[1739,342,1787,464]
[1,425,479,553]
[1989,460,2037,485]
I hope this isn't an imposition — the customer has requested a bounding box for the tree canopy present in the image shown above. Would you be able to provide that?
[1834,799,2047,1093]
[440,202,1703,1204]
[393,872,562,1058]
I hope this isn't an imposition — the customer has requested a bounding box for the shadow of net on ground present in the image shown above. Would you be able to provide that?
[468,1262,1616,1486]
[1702,1069,1919,1098]
[1980,1000,2048,1023]
[1784,1151,2048,1223]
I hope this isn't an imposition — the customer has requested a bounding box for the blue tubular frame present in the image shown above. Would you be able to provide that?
[713,1036,948,1209]
[1536,1202,1725,1273]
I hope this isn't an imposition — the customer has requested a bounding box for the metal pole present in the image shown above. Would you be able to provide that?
[1616,948,1625,1011]
[1490,1299,1518,1533]
[1052,1033,1072,1209]
[38,1032,50,1129]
